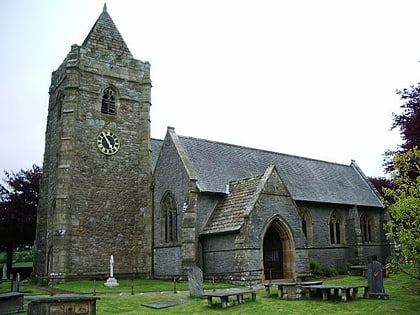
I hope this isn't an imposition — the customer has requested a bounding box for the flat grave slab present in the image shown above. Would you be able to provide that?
[142,299,194,309]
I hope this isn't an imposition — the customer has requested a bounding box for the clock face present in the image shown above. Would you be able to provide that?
[97,130,120,155]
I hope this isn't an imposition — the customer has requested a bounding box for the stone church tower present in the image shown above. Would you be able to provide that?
[33,5,153,277]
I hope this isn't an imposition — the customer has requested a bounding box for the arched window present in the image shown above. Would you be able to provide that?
[360,213,373,242]
[56,91,64,121]
[299,208,313,245]
[329,211,343,244]
[101,87,116,115]
[160,192,178,244]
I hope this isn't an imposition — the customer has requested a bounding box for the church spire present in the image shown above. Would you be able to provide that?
[82,4,132,58]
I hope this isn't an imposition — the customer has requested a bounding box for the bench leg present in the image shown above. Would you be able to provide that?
[334,288,339,299]
[221,296,228,308]
[252,292,257,301]
[207,296,213,307]
[237,294,243,304]
[363,287,368,299]
[278,285,283,298]
[265,285,270,297]
[341,289,349,302]
[352,288,359,299]
[321,289,329,301]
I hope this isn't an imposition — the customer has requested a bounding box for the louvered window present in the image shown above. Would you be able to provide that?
[101,87,116,115]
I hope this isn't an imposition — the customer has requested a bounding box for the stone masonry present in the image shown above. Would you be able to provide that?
[33,6,153,277]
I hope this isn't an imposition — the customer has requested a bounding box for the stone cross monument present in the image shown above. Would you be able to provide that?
[104,255,119,287]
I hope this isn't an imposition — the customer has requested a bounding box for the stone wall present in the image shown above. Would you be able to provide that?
[298,202,391,267]
[34,43,153,277]
[152,129,194,275]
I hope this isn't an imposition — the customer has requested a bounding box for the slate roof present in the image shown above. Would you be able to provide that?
[151,139,163,171]
[202,175,263,235]
[170,136,382,207]
[82,4,133,58]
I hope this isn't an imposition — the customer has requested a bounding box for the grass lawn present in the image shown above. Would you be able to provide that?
[52,278,234,294]
[9,273,420,314]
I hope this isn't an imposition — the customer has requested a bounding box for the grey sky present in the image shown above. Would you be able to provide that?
[1,0,419,178]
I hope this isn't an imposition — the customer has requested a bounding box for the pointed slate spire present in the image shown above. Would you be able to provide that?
[82,5,133,58]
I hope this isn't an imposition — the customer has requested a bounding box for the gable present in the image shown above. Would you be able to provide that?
[201,164,292,235]
[262,164,289,196]
[201,175,262,235]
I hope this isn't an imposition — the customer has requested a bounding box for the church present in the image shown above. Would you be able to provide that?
[33,5,391,280]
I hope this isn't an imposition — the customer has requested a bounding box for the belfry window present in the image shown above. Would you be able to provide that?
[329,211,342,244]
[57,93,64,120]
[360,214,373,242]
[160,192,178,244]
[101,87,116,115]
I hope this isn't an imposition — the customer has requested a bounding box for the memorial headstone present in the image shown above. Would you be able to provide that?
[15,273,20,292]
[367,260,389,299]
[188,266,204,297]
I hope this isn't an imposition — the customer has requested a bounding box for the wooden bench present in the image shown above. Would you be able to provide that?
[302,284,368,302]
[203,289,256,308]
[0,292,24,315]
[264,281,323,299]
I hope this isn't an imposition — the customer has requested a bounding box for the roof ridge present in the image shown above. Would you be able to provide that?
[178,134,352,168]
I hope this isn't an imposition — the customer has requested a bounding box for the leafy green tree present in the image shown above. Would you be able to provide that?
[0,165,41,278]
[383,147,420,278]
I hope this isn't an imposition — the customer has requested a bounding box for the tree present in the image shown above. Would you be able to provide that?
[383,84,420,173]
[370,82,420,198]
[0,165,42,278]
[383,147,420,278]
[393,84,420,151]
[369,176,396,204]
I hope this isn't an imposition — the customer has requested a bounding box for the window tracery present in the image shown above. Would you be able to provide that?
[360,213,373,242]
[329,211,343,244]
[160,191,178,244]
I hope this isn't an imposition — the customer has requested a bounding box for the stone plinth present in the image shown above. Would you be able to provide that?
[104,277,119,287]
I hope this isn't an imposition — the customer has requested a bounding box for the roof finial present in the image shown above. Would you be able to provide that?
[103,2,107,12]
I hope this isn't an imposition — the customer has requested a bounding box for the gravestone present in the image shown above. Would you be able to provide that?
[1,263,7,279]
[187,266,203,297]
[367,260,389,299]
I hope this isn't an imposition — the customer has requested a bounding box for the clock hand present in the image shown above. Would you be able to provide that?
[102,132,113,149]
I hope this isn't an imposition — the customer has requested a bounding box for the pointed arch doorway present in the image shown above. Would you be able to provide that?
[263,219,295,280]
[263,226,283,279]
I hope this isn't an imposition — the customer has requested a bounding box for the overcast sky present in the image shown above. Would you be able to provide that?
[1,0,419,179]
